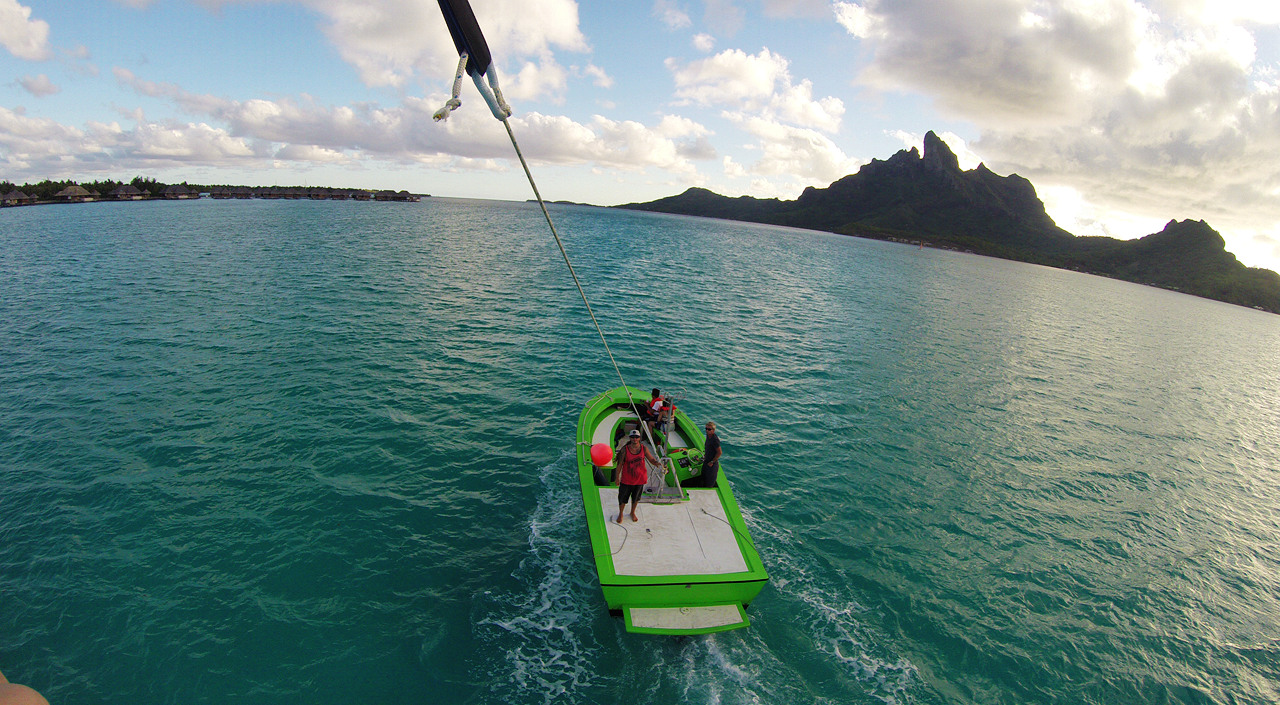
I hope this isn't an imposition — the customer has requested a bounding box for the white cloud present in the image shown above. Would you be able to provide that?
[836,0,1280,267]
[668,48,789,105]
[61,66,718,180]
[192,0,590,88]
[581,63,613,88]
[1165,0,1280,26]
[0,107,88,171]
[274,143,351,162]
[833,2,881,39]
[667,48,845,132]
[18,73,59,97]
[505,57,570,102]
[114,67,232,116]
[693,33,716,52]
[0,105,262,176]
[727,114,862,183]
[653,0,691,29]
[723,154,746,178]
[653,114,711,139]
[497,112,713,173]
[0,0,51,61]
[770,80,844,133]
[127,121,258,161]
[848,0,1152,125]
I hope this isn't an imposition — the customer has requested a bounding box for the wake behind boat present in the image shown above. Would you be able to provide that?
[576,387,768,635]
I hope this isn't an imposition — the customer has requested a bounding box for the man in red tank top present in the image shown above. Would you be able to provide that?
[615,429,658,523]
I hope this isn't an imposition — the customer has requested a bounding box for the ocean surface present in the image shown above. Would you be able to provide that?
[2,197,1279,705]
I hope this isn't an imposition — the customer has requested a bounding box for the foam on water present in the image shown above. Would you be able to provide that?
[747,514,920,704]
[472,449,603,704]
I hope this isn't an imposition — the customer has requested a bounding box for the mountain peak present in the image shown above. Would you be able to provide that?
[922,131,960,173]
[613,130,1279,313]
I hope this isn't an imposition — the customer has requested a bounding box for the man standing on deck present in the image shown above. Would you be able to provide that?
[616,429,658,523]
[698,422,721,488]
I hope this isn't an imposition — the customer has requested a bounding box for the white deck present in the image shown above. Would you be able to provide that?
[666,428,689,449]
[627,605,746,631]
[599,488,749,576]
[591,409,633,448]
[589,407,691,462]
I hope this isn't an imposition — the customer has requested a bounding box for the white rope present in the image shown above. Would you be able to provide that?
[432,53,469,122]
[432,58,655,448]
[475,69,512,121]
[499,117,661,448]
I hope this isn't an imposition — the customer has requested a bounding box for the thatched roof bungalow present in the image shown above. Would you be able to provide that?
[1,190,35,206]
[162,184,195,199]
[110,184,146,200]
[55,185,96,202]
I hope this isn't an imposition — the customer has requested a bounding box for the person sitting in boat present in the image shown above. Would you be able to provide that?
[639,388,661,423]
[615,429,658,523]
[655,395,675,434]
[641,388,668,436]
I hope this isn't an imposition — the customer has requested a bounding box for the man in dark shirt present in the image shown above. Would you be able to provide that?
[699,421,721,488]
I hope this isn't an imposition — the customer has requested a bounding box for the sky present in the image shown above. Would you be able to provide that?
[2,0,1279,270]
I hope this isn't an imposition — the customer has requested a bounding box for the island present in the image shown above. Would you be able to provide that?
[0,177,425,205]
[616,132,1280,314]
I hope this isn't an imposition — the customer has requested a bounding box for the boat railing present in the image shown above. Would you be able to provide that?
[640,447,684,504]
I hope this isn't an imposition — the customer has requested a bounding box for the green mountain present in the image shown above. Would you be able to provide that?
[616,131,1280,313]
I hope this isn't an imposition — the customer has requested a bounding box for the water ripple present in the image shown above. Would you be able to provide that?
[1,200,1279,704]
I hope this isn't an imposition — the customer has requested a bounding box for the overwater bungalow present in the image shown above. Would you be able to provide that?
[0,190,35,206]
[55,185,97,203]
[110,184,147,200]
[162,184,195,200]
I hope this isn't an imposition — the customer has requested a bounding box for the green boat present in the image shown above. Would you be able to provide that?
[576,386,768,635]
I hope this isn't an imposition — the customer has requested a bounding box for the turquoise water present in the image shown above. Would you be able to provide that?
[2,198,1279,704]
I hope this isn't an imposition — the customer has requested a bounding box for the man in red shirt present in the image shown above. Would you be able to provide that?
[615,429,658,523]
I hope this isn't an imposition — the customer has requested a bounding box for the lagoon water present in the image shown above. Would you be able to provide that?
[2,197,1279,704]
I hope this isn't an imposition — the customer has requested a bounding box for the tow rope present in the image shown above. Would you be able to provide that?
[432,0,655,435]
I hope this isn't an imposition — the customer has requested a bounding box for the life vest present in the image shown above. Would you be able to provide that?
[618,444,648,485]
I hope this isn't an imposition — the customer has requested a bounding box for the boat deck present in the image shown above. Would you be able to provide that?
[598,488,748,577]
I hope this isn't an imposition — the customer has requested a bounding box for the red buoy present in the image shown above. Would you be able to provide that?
[590,443,612,467]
